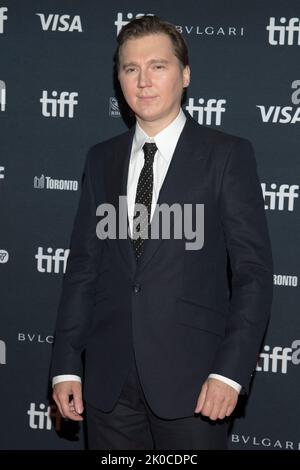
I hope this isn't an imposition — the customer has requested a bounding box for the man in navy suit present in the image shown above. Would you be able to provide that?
[51,15,273,449]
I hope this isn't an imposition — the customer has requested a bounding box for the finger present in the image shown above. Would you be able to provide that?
[225,400,237,417]
[67,408,84,420]
[206,393,226,421]
[194,382,208,413]
[73,391,84,415]
[224,391,238,417]
[208,403,221,421]
[200,393,214,418]
[58,393,82,421]
[69,398,75,409]
[217,401,229,420]
[60,399,74,419]
[52,393,64,418]
[63,406,84,421]
[69,399,83,419]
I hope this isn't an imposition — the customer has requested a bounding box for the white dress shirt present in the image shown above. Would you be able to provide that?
[127,108,186,236]
[53,109,241,394]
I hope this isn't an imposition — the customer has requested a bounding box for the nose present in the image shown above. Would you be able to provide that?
[137,68,151,88]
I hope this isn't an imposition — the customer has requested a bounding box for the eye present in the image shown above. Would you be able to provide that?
[153,64,165,70]
[125,67,136,74]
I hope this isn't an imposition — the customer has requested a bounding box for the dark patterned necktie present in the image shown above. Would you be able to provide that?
[132,142,157,260]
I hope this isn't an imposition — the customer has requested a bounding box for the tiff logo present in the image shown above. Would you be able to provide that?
[35,247,69,274]
[256,340,300,374]
[0,7,8,34]
[109,97,121,117]
[185,98,226,126]
[114,12,153,35]
[27,403,62,430]
[0,339,6,365]
[261,183,299,211]
[267,17,300,45]
[0,80,6,111]
[36,13,82,32]
[40,91,78,118]
[0,166,4,179]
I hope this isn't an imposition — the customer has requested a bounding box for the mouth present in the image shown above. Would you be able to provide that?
[137,96,158,101]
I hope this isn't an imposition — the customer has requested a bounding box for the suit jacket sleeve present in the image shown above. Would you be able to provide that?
[50,148,101,378]
[211,138,273,392]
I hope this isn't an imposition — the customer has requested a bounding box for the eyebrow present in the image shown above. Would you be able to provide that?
[121,59,170,69]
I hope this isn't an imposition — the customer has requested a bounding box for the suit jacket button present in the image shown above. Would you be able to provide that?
[133,283,141,293]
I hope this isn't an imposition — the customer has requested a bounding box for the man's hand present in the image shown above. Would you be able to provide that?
[194,377,238,420]
[52,381,84,421]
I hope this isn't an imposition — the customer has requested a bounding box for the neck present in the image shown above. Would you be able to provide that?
[136,109,181,137]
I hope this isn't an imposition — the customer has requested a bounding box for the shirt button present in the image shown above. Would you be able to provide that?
[132,283,141,293]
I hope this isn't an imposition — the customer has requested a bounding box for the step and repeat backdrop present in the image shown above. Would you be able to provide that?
[0,0,299,450]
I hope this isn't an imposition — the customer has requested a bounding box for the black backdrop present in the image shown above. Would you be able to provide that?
[1,0,300,450]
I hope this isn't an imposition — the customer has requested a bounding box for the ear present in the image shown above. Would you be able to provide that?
[182,66,190,88]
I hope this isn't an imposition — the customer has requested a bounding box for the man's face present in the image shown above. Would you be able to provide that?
[118,33,190,133]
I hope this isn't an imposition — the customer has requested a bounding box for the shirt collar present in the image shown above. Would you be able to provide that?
[132,109,186,163]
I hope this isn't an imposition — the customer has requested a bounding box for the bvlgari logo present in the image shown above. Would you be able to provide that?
[176,23,244,38]
[231,433,300,450]
[18,333,54,344]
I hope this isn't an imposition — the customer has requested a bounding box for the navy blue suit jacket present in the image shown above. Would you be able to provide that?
[51,114,273,419]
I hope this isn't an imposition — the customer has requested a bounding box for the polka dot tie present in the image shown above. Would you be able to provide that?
[132,142,157,260]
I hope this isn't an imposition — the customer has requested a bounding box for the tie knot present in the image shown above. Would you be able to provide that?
[143,142,157,165]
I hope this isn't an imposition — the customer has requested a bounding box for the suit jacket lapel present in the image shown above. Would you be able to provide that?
[107,115,207,276]
[137,115,205,273]
[106,127,136,275]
